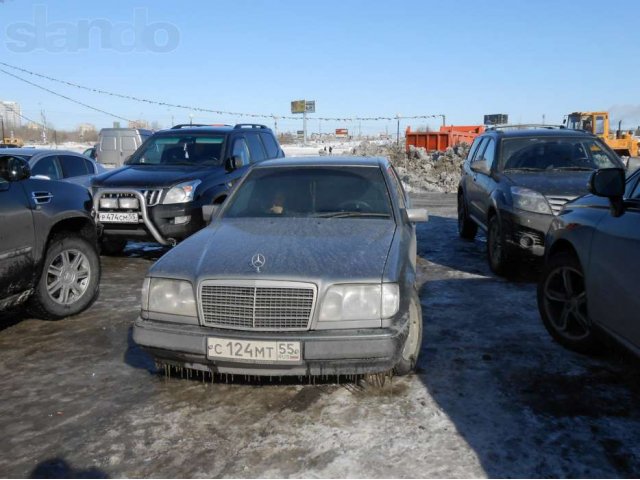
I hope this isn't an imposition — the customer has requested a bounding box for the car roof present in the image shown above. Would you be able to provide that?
[154,124,274,136]
[257,156,390,169]
[484,128,596,139]
[0,148,87,157]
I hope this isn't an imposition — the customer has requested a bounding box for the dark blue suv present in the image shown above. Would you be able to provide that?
[92,124,284,253]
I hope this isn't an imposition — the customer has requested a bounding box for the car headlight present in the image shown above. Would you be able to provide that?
[162,180,201,204]
[319,283,399,322]
[142,277,197,317]
[510,186,552,214]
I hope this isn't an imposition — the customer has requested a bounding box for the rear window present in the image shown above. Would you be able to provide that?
[101,137,117,151]
[259,132,280,158]
[224,166,393,219]
[60,155,90,177]
[121,136,137,151]
[499,137,622,171]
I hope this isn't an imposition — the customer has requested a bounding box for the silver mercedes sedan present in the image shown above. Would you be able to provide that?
[133,156,428,378]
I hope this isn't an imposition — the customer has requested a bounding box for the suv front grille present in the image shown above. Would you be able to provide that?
[199,281,316,331]
[546,196,577,215]
[142,189,162,206]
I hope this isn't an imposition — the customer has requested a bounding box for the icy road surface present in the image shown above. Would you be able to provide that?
[1,193,640,478]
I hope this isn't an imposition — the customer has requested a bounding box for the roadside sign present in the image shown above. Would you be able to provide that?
[291,100,306,114]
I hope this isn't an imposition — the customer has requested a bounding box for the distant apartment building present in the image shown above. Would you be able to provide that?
[129,120,149,129]
[77,123,97,137]
[0,101,22,128]
[128,119,150,129]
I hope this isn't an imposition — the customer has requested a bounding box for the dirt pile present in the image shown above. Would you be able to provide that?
[349,141,470,193]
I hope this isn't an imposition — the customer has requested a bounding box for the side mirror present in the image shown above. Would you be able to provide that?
[405,208,428,223]
[202,204,220,224]
[470,160,489,174]
[588,168,626,217]
[0,155,31,182]
[225,155,243,172]
[588,168,625,197]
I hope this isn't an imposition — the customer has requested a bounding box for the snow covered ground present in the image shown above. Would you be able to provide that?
[1,193,639,478]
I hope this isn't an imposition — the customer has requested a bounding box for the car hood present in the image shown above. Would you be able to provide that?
[151,218,396,282]
[92,165,214,188]
[501,171,592,197]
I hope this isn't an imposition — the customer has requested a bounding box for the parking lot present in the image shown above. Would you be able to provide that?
[1,192,639,478]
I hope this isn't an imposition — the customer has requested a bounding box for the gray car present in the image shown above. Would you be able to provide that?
[0,148,107,189]
[537,167,640,354]
[133,156,428,378]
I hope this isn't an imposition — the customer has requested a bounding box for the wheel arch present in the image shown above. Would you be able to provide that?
[547,238,579,260]
[46,217,98,250]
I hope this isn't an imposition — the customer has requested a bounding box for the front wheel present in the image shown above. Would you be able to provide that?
[487,214,514,276]
[395,292,423,376]
[457,193,477,240]
[537,251,599,354]
[27,235,100,320]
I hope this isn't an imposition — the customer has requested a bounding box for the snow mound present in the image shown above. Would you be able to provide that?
[349,141,470,193]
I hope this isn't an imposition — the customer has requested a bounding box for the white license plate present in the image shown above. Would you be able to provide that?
[207,338,301,363]
[98,212,139,223]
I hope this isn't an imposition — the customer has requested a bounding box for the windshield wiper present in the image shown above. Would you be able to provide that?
[312,211,391,219]
[549,166,594,171]
[503,167,543,172]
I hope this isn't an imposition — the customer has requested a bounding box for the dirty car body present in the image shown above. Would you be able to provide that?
[133,156,427,377]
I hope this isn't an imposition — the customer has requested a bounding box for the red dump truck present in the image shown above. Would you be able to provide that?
[405,125,484,152]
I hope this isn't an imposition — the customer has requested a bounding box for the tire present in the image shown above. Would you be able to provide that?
[100,237,127,256]
[537,251,599,354]
[487,214,514,276]
[27,235,100,320]
[457,192,478,240]
[395,291,423,376]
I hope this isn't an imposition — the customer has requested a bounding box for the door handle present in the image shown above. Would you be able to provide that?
[32,191,53,205]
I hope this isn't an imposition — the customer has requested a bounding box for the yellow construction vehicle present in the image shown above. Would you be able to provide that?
[566,111,639,157]
[1,137,24,147]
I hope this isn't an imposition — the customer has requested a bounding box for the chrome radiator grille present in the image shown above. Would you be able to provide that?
[547,195,577,215]
[200,281,316,331]
[142,189,162,206]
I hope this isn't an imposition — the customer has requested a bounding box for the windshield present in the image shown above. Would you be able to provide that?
[566,114,589,131]
[499,137,622,172]
[126,135,225,166]
[224,166,393,219]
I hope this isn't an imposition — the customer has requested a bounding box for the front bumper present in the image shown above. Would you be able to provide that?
[133,316,409,376]
[501,209,554,257]
[94,188,204,245]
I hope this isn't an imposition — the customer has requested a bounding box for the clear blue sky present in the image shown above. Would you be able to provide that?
[1,0,639,134]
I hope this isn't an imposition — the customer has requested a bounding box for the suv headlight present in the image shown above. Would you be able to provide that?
[142,277,197,317]
[163,180,201,204]
[510,186,552,214]
[319,283,399,322]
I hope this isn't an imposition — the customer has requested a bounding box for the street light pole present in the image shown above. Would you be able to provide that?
[0,116,5,143]
[396,114,400,145]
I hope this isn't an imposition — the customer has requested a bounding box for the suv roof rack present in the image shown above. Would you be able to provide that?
[486,124,566,131]
[233,124,269,130]
[170,123,233,129]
